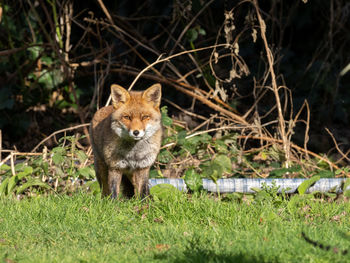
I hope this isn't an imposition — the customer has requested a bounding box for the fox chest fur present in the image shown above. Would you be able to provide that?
[92,105,162,170]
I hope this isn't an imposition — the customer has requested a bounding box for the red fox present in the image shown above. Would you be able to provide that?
[90,84,162,198]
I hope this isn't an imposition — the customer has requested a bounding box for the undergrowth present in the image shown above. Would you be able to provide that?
[0,106,349,198]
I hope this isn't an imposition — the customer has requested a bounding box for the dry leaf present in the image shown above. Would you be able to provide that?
[155,244,170,251]
[153,216,164,223]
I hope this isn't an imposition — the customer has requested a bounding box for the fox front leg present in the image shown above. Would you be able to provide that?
[108,169,123,199]
[131,168,150,198]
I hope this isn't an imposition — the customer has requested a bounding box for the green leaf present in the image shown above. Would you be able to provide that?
[76,150,88,163]
[14,163,26,172]
[269,166,301,178]
[161,106,173,127]
[78,167,95,179]
[7,175,18,193]
[0,177,10,196]
[38,69,64,89]
[149,169,159,178]
[16,179,50,195]
[313,170,334,178]
[27,46,43,60]
[187,28,198,42]
[17,166,33,180]
[177,131,187,146]
[150,183,182,201]
[157,150,173,163]
[52,153,64,166]
[42,161,49,175]
[251,187,261,193]
[342,178,350,192]
[184,169,202,192]
[55,167,65,177]
[0,164,11,171]
[84,181,100,195]
[198,28,206,36]
[210,163,223,182]
[201,160,224,183]
[213,140,229,154]
[213,155,232,174]
[52,146,66,166]
[297,176,320,195]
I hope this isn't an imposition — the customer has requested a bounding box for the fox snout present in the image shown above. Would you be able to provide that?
[129,128,145,140]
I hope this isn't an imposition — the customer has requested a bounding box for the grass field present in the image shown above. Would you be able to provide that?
[0,192,349,263]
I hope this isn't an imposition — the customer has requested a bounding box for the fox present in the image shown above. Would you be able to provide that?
[90,83,162,198]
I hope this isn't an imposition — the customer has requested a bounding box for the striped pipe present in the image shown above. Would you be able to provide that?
[149,178,349,193]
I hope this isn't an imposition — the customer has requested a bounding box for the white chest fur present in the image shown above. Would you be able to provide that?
[105,137,159,170]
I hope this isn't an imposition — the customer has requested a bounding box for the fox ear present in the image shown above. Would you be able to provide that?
[111,84,130,108]
[142,83,162,108]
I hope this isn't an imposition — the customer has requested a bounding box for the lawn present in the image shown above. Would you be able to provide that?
[0,192,349,263]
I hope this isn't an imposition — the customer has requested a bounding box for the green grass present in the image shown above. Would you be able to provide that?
[0,192,349,263]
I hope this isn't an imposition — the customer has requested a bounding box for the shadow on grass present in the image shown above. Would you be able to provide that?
[155,247,279,263]
[155,250,277,263]
[154,235,279,263]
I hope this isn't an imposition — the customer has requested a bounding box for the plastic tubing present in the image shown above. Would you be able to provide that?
[149,178,349,193]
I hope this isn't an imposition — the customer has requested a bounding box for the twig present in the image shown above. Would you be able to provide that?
[0,151,43,167]
[10,152,15,176]
[31,123,90,153]
[96,0,115,26]
[161,0,215,72]
[109,67,248,124]
[253,0,291,167]
[127,44,232,91]
[161,125,242,149]
[237,135,348,177]
[325,128,350,162]
[163,98,207,121]
[170,82,249,125]
[190,114,217,133]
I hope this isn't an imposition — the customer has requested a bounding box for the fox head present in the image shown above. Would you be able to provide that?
[110,83,162,141]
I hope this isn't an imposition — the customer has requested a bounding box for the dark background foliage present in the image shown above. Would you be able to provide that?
[0,0,349,152]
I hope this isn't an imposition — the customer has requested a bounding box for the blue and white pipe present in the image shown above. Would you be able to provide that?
[149,178,349,193]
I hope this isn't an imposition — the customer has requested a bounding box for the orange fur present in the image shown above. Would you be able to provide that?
[90,84,162,198]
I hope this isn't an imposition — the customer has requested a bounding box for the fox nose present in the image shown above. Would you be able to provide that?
[133,130,140,136]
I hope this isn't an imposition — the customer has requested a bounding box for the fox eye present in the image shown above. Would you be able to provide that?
[123,115,131,120]
[142,115,150,120]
